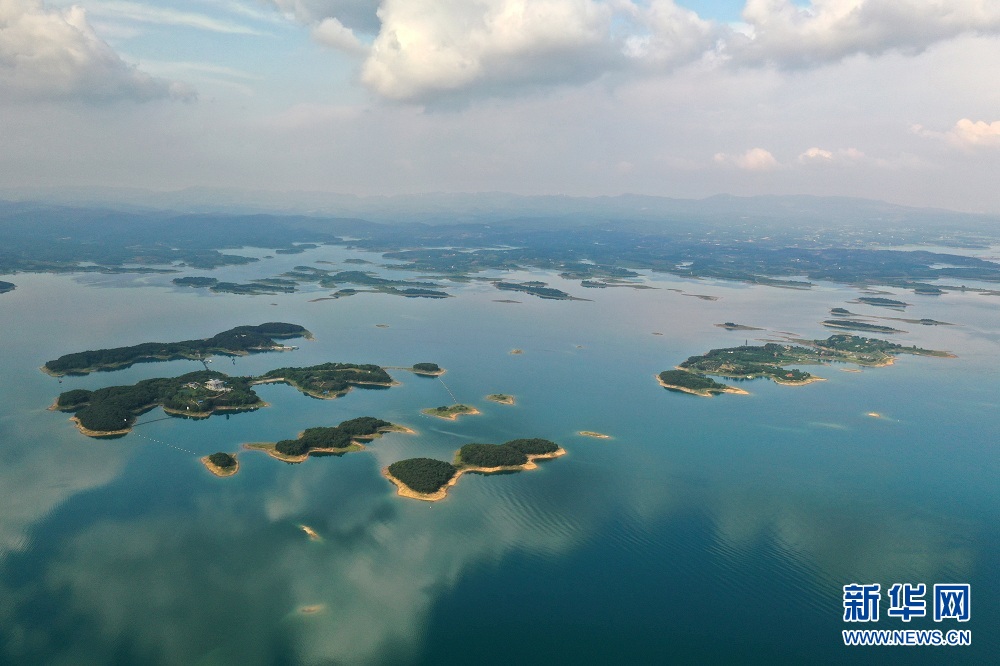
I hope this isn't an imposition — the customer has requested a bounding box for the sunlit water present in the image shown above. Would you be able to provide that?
[0,246,997,664]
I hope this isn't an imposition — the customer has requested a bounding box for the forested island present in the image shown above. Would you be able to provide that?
[715,322,763,331]
[244,417,410,463]
[0,280,14,294]
[492,281,580,300]
[43,323,309,376]
[410,362,445,376]
[53,362,405,436]
[384,438,564,501]
[854,297,909,308]
[201,452,239,477]
[254,363,396,398]
[421,404,480,420]
[486,393,515,404]
[659,334,954,393]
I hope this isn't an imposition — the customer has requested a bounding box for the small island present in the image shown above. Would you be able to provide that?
[656,369,749,397]
[201,452,239,477]
[245,417,411,463]
[493,281,582,300]
[384,438,565,501]
[854,296,909,308]
[411,362,445,376]
[421,404,480,420]
[715,322,763,331]
[43,322,310,376]
[253,363,396,398]
[578,431,610,439]
[0,280,15,294]
[486,393,515,405]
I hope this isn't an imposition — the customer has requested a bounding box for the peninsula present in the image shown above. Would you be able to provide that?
[659,334,954,393]
[656,370,749,397]
[43,323,310,376]
[421,404,480,420]
[244,417,410,463]
[384,438,565,501]
[0,280,14,294]
[201,452,239,477]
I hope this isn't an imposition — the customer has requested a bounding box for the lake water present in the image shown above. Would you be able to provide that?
[0,246,997,664]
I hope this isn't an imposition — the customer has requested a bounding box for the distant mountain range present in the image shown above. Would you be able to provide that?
[1,187,997,230]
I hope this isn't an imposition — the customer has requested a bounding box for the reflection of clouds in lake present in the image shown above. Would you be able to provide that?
[709,489,977,590]
[0,416,125,553]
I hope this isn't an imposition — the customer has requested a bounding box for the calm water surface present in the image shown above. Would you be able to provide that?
[0,247,997,664]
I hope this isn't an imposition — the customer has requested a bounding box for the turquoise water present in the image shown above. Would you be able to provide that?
[0,248,997,664]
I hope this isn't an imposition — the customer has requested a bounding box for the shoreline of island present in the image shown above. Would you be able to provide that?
[200,455,240,477]
[383,448,567,502]
[656,373,750,397]
[245,424,414,463]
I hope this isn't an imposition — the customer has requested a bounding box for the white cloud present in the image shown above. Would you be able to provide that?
[948,118,1000,147]
[361,0,620,101]
[714,147,779,170]
[0,0,191,102]
[732,0,1000,67]
[312,16,368,54]
[913,118,1000,149]
[798,146,867,164]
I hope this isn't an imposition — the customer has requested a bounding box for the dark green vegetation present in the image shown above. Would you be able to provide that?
[274,417,393,456]
[667,334,953,389]
[387,458,458,494]
[411,363,442,374]
[822,320,903,333]
[458,443,528,468]
[0,280,14,294]
[257,363,393,397]
[716,322,763,331]
[380,287,450,298]
[56,363,401,434]
[503,438,560,455]
[208,452,236,468]
[830,308,851,315]
[457,439,560,468]
[856,297,909,307]
[493,281,576,300]
[57,370,261,433]
[44,323,308,376]
[422,404,477,419]
[657,370,734,395]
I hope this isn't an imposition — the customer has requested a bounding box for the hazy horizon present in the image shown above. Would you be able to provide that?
[2,1,1000,213]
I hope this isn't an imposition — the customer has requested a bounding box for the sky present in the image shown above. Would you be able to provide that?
[1,0,999,212]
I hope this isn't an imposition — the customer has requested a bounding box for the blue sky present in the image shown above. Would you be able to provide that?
[2,1,1000,212]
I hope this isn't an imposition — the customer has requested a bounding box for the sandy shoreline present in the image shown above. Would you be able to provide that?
[200,455,239,477]
[244,424,412,463]
[656,374,749,397]
[69,416,132,438]
[421,406,481,420]
[385,448,567,502]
